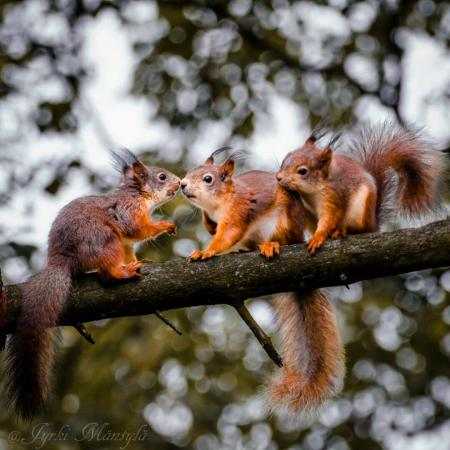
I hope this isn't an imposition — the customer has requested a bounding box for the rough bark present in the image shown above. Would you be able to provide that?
[2,220,450,334]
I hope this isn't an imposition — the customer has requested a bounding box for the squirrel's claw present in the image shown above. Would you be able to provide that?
[307,233,326,255]
[258,242,280,260]
[188,249,215,261]
[123,261,143,278]
[188,250,202,261]
[165,222,177,236]
[200,250,215,260]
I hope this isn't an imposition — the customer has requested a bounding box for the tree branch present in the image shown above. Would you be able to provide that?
[2,220,450,334]
[234,302,283,367]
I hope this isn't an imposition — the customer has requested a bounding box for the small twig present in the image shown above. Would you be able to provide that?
[0,268,6,351]
[234,302,283,368]
[154,310,182,336]
[74,323,95,345]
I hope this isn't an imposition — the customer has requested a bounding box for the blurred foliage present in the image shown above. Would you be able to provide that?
[0,1,449,449]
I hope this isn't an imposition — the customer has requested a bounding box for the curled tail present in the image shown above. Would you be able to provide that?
[351,122,446,220]
[4,257,73,420]
[268,290,345,414]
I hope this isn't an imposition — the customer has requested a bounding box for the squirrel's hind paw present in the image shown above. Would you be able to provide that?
[122,261,143,279]
[330,227,346,240]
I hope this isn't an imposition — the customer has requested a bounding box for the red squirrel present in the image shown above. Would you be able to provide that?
[4,149,180,420]
[277,122,446,254]
[181,148,345,414]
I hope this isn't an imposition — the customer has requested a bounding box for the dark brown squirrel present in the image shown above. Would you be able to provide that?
[3,149,180,421]
[277,122,446,254]
[181,148,345,414]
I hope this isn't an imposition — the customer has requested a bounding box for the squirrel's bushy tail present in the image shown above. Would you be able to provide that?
[4,257,73,421]
[351,122,445,219]
[268,290,345,414]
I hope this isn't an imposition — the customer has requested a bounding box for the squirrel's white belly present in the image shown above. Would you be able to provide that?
[300,194,319,218]
[344,184,370,228]
[226,209,280,254]
[207,208,222,224]
[255,209,280,241]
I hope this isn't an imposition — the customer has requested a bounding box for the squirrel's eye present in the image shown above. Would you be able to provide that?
[298,167,308,176]
[158,172,167,181]
[203,174,213,184]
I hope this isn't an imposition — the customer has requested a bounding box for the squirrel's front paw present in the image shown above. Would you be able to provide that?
[307,232,327,255]
[188,249,215,261]
[259,242,280,259]
[163,221,177,236]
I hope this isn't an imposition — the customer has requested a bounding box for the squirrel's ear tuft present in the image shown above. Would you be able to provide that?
[111,148,141,173]
[307,128,328,145]
[111,148,148,186]
[205,146,233,165]
[317,147,332,169]
[329,131,342,149]
[219,157,235,181]
[218,149,246,180]
[307,118,331,144]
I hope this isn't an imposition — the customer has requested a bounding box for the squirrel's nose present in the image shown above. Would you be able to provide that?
[276,173,282,182]
[181,181,187,191]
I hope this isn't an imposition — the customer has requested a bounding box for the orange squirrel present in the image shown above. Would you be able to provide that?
[4,149,180,420]
[277,122,446,254]
[181,148,345,414]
